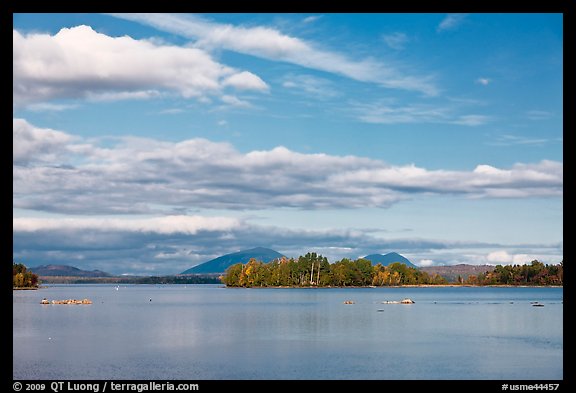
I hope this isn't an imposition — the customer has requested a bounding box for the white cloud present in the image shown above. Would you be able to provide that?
[13,25,268,107]
[487,134,551,146]
[437,14,468,32]
[26,103,79,112]
[86,90,162,102]
[476,78,490,86]
[330,160,562,199]
[13,118,75,164]
[383,32,409,50]
[158,108,185,115]
[418,259,435,267]
[14,119,563,215]
[487,250,512,263]
[282,74,339,99]
[109,13,438,96]
[486,251,535,265]
[13,215,241,235]
[302,15,322,24]
[356,102,449,124]
[222,71,270,91]
[354,102,490,126]
[220,95,253,108]
[526,110,553,120]
[452,114,491,126]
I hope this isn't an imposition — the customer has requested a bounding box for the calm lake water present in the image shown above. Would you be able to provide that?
[13,285,562,380]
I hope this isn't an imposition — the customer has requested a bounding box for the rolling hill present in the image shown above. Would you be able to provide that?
[30,264,112,277]
[181,247,285,274]
[362,252,417,268]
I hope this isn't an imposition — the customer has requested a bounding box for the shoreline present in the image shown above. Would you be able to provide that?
[18,282,563,289]
[224,284,563,289]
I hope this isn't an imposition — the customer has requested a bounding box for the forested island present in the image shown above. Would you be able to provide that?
[13,263,39,289]
[221,253,563,287]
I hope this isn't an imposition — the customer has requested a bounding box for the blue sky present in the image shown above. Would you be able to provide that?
[13,13,563,275]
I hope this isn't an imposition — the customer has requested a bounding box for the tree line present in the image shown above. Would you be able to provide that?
[463,260,563,286]
[220,253,563,287]
[13,263,39,288]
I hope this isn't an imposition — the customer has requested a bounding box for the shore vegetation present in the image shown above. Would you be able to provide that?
[13,263,39,289]
[221,253,563,288]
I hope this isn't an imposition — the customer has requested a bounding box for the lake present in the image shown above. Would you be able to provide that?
[13,285,562,380]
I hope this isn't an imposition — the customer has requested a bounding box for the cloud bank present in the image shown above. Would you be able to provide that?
[14,119,562,215]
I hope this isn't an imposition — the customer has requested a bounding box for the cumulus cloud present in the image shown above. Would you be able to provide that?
[486,250,536,265]
[109,13,438,96]
[13,118,75,164]
[13,25,268,107]
[417,259,434,267]
[222,71,269,91]
[13,119,563,215]
[331,161,562,199]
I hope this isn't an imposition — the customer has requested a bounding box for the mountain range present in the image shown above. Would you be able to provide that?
[362,252,417,268]
[29,249,490,280]
[182,248,417,274]
[181,247,285,274]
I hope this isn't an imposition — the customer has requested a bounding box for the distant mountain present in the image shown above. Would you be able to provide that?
[362,252,417,268]
[181,247,286,274]
[30,264,112,277]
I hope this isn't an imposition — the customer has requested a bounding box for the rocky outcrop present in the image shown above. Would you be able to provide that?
[41,298,92,305]
[382,298,415,304]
